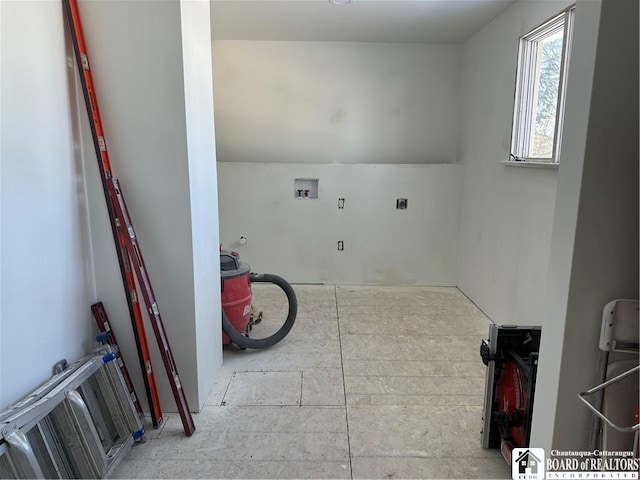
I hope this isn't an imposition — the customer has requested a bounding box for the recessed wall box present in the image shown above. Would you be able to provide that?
[294,178,319,199]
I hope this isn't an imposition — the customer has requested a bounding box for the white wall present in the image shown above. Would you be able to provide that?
[179,0,222,405]
[531,0,638,451]
[218,163,461,286]
[78,0,220,412]
[212,41,460,164]
[213,40,462,285]
[0,0,94,408]
[455,0,638,452]
[456,0,572,326]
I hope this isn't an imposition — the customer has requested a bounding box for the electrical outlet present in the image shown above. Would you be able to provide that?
[396,198,408,210]
[338,198,345,209]
[337,241,344,251]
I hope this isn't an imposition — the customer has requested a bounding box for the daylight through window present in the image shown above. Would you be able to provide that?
[510,7,575,163]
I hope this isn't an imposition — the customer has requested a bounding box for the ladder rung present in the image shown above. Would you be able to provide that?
[50,391,107,479]
[1,429,44,479]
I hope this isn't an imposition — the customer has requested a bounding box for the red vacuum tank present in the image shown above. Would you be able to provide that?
[220,250,252,345]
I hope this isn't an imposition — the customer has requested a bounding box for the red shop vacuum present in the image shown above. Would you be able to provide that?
[220,249,297,349]
[480,325,541,464]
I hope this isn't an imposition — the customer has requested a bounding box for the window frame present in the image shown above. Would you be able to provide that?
[509,6,575,165]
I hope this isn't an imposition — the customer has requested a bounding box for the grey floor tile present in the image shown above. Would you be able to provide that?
[336,285,463,302]
[116,285,502,480]
[344,375,486,397]
[123,406,349,461]
[206,460,352,479]
[252,300,338,321]
[223,371,302,406]
[338,303,485,318]
[402,314,491,336]
[226,317,339,350]
[111,458,199,479]
[347,405,502,459]
[162,430,348,462]
[302,368,345,406]
[297,301,339,319]
[250,284,338,335]
[341,334,484,362]
[336,288,474,312]
[229,460,352,479]
[289,284,338,302]
[339,313,491,336]
[222,338,342,370]
[351,456,510,479]
[159,405,348,436]
[438,303,487,316]
[343,359,486,378]
[337,305,415,318]
[113,458,352,479]
[203,372,234,406]
[232,350,343,370]
[347,394,484,407]
[286,316,340,342]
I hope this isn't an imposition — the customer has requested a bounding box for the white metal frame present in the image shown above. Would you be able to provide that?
[578,299,639,455]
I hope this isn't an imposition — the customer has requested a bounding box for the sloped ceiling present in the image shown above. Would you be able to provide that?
[210,0,517,44]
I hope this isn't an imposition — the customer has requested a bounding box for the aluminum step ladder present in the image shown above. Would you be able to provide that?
[0,347,145,478]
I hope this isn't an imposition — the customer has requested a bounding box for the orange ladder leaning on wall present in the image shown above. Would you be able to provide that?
[62,0,195,437]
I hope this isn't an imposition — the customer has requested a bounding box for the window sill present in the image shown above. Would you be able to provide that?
[501,160,559,169]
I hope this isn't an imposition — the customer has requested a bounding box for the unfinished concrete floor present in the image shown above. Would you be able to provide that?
[112,285,510,479]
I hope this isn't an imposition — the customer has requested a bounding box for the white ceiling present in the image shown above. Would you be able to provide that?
[210,0,517,44]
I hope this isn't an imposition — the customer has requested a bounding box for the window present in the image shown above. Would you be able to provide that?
[510,7,575,164]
